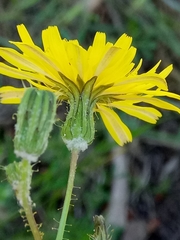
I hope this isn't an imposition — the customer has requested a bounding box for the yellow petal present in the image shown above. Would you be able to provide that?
[0,86,25,104]
[9,42,61,79]
[0,63,55,87]
[159,64,173,78]
[1,98,21,104]
[86,33,113,78]
[65,41,85,83]
[0,48,36,72]
[97,104,132,146]
[0,48,54,76]
[114,33,132,49]
[146,61,161,74]
[117,74,168,90]
[92,32,106,49]
[110,96,180,114]
[141,90,180,100]
[95,47,136,87]
[110,102,162,123]
[17,24,35,45]
[42,26,75,80]
[95,46,120,76]
[129,59,143,76]
[140,97,180,113]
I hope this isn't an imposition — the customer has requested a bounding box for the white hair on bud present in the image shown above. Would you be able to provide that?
[63,137,88,152]
[14,150,38,162]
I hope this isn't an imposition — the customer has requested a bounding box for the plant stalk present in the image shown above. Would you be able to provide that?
[56,150,79,240]
[21,159,42,240]
[23,202,42,240]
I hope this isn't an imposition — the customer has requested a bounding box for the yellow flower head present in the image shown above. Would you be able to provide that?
[0,24,180,150]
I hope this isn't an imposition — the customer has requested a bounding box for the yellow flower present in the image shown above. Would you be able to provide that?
[0,24,180,148]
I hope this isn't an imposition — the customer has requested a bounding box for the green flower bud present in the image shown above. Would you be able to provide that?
[61,75,97,152]
[90,215,112,240]
[5,160,32,207]
[14,88,56,162]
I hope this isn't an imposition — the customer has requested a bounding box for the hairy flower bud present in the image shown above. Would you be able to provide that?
[14,88,56,162]
[5,160,32,207]
[90,215,112,240]
[61,76,97,152]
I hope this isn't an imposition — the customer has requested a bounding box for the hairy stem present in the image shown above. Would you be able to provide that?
[56,150,79,240]
[21,159,42,240]
[23,202,42,240]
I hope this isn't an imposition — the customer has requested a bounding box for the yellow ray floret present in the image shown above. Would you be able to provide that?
[0,24,180,146]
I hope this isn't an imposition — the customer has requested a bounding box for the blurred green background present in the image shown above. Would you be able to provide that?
[1,0,180,239]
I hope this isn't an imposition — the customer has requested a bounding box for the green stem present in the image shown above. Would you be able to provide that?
[23,202,42,240]
[21,159,42,240]
[56,150,79,240]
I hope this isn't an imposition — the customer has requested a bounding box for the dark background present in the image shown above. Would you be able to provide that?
[1,0,180,239]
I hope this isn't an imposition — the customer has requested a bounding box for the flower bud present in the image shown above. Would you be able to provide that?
[14,88,56,162]
[90,215,111,240]
[61,76,97,152]
[5,160,32,207]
